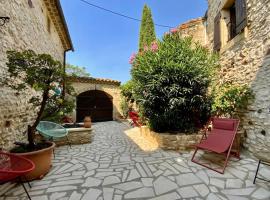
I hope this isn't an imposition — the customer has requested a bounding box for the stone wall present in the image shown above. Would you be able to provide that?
[206,0,270,153]
[70,81,121,121]
[140,126,203,151]
[36,127,93,146]
[0,0,66,149]
[178,17,208,47]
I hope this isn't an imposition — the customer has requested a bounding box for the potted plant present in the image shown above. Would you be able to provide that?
[3,50,66,180]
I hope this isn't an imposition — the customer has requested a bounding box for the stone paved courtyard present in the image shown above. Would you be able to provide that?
[1,121,270,200]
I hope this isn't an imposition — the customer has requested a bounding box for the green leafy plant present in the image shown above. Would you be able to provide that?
[120,97,130,119]
[3,50,66,150]
[211,83,254,117]
[139,4,156,51]
[131,31,219,133]
[66,63,90,77]
[120,80,135,102]
[41,82,75,123]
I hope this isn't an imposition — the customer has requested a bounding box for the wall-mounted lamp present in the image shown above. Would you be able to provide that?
[0,17,10,26]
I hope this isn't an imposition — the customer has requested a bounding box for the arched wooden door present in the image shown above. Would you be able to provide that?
[76,90,113,122]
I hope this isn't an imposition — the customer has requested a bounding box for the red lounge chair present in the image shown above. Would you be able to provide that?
[191,118,240,174]
[0,152,35,199]
[128,111,142,127]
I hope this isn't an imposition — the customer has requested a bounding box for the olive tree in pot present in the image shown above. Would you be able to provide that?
[3,50,65,180]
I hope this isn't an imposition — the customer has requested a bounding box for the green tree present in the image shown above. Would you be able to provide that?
[41,82,76,123]
[139,5,156,51]
[4,50,66,149]
[66,63,90,77]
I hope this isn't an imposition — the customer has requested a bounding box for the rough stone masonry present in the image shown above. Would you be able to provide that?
[0,0,72,149]
[206,0,270,153]
[177,0,270,154]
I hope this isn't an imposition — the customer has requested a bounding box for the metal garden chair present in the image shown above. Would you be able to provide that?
[0,152,35,199]
[36,121,71,148]
[253,150,270,184]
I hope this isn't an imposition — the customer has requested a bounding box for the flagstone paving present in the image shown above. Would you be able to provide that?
[1,121,270,200]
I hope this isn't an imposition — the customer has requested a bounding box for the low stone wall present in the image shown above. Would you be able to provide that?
[140,126,242,153]
[36,128,93,146]
[55,128,93,146]
[140,126,203,151]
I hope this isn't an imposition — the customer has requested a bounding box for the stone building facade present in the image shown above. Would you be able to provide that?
[178,17,208,47]
[0,0,73,149]
[180,0,270,154]
[68,77,121,122]
[206,0,270,154]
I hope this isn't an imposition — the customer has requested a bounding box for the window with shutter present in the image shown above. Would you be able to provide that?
[235,0,247,34]
[214,12,221,51]
[229,3,237,40]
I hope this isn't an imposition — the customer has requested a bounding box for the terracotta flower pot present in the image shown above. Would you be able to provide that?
[84,116,92,128]
[15,141,55,181]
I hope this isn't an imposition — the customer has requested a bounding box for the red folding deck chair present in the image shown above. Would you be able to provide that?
[191,118,240,174]
[128,111,142,127]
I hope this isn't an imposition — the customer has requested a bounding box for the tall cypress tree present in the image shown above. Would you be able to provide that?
[139,5,156,51]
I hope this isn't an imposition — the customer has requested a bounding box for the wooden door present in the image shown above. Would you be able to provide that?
[76,90,113,122]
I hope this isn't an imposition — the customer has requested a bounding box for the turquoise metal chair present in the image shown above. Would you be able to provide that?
[36,121,71,148]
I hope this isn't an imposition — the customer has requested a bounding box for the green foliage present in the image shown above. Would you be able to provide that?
[211,83,254,117]
[66,63,90,77]
[41,83,76,123]
[5,50,63,101]
[139,5,156,51]
[120,97,130,119]
[131,33,219,133]
[3,50,66,147]
[120,80,135,102]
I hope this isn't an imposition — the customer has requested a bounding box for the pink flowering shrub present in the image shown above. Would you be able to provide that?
[129,53,137,64]
[144,45,149,51]
[170,28,178,33]
[129,41,159,65]
[151,41,158,52]
[130,33,219,133]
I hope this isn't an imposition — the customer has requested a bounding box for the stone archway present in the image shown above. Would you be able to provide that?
[76,90,113,122]
[67,76,121,122]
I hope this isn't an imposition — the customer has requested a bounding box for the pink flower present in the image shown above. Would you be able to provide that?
[129,53,137,64]
[151,41,158,52]
[170,28,178,33]
[144,45,149,51]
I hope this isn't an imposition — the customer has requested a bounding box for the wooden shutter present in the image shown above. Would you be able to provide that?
[214,12,221,51]
[235,0,247,34]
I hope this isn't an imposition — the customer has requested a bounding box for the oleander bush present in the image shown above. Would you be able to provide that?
[130,31,219,133]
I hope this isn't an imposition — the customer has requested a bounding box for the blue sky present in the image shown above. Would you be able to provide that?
[61,0,207,84]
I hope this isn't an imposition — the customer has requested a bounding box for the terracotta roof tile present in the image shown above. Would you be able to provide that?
[67,76,121,86]
[178,17,205,30]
